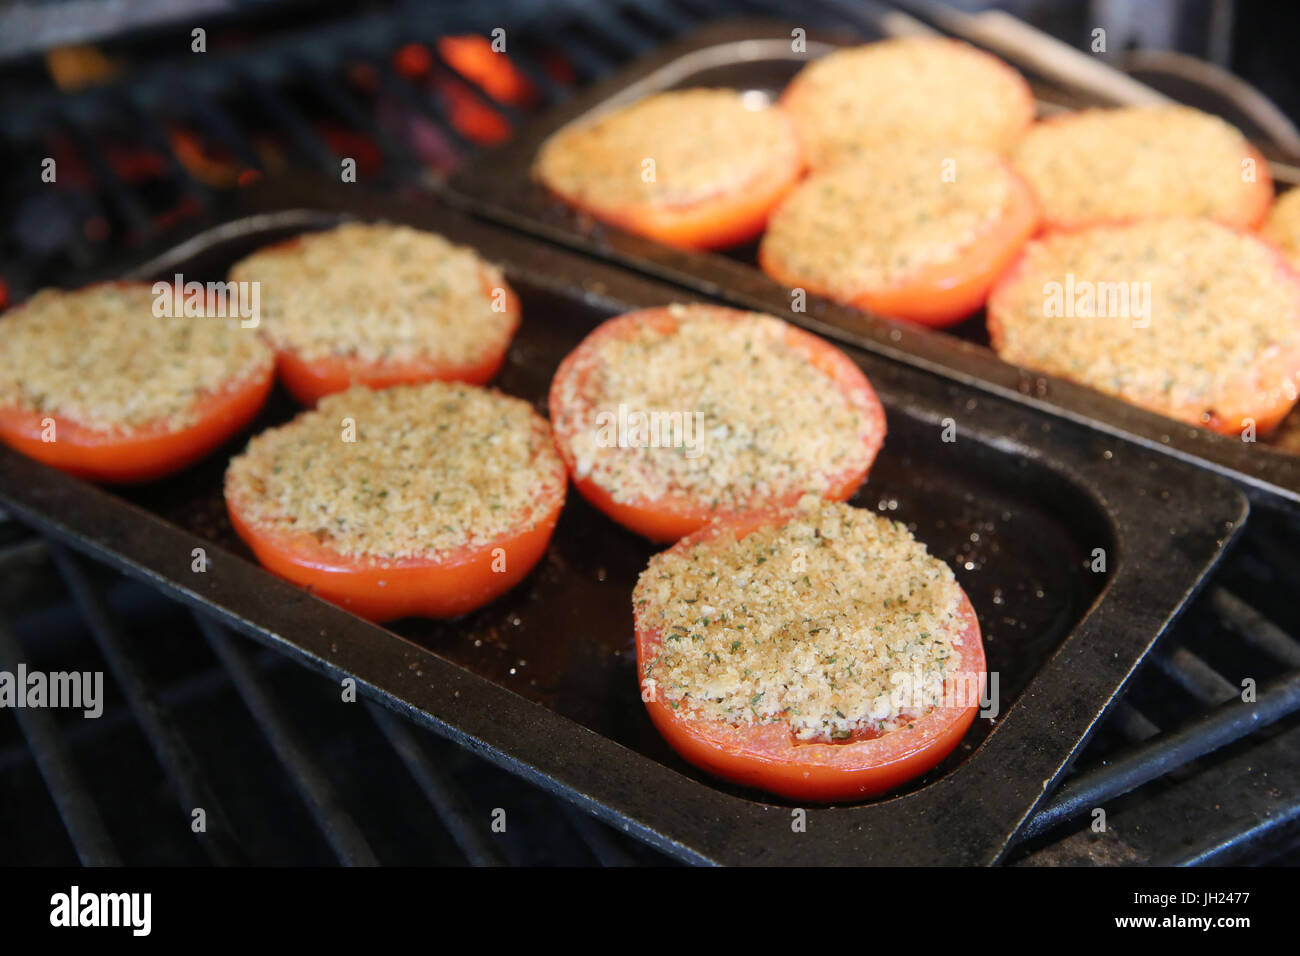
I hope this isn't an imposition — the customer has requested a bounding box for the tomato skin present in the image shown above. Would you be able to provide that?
[0,368,273,483]
[758,162,1040,328]
[271,279,520,406]
[609,146,803,251]
[635,507,985,802]
[541,117,805,252]
[226,476,566,622]
[275,343,510,408]
[548,306,886,542]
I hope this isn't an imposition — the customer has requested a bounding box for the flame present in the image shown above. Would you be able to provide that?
[436,78,511,145]
[437,35,535,106]
[168,128,244,186]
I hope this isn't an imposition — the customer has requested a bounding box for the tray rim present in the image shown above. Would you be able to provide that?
[442,16,1300,511]
[0,179,1251,865]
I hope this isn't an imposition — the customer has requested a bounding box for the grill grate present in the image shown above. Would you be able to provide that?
[0,0,887,303]
[1008,508,1300,865]
[3,0,1300,865]
[5,501,1300,864]
[0,520,671,865]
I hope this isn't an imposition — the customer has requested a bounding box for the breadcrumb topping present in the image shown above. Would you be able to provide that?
[990,219,1300,429]
[636,499,966,742]
[533,89,799,210]
[1011,106,1265,228]
[225,382,565,561]
[228,223,514,365]
[1262,187,1300,272]
[761,145,1015,293]
[0,283,271,432]
[783,37,1032,170]
[554,305,879,509]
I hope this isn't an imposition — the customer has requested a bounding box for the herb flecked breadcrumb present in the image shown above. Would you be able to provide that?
[635,499,966,742]
[1011,106,1266,228]
[534,88,799,209]
[228,223,513,365]
[553,305,879,509]
[989,219,1300,428]
[761,145,1016,293]
[783,37,1032,169]
[0,283,271,432]
[225,381,566,561]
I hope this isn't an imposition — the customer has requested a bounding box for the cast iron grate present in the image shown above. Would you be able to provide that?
[0,514,670,865]
[0,0,890,306]
[1007,504,1300,865]
[4,500,1300,865]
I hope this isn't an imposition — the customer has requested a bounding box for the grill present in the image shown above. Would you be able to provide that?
[3,0,1300,867]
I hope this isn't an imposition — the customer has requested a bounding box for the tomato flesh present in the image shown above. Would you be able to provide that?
[226,472,566,622]
[0,369,273,483]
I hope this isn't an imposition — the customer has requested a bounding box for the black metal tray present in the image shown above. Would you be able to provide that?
[444,18,1300,510]
[0,178,1247,865]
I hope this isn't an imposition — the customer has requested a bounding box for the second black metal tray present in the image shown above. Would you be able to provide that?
[445,18,1300,510]
[0,178,1246,864]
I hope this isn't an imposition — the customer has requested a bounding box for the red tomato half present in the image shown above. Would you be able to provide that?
[635,508,985,802]
[0,370,273,484]
[226,468,565,623]
[272,275,521,407]
[987,221,1300,437]
[536,101,805,252]
[758,163,1040,328]
[573,145,804,251]
[548,306,886,542]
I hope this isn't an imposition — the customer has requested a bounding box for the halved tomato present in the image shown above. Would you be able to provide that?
[986,218,1300,438]
[226,490,563,622]
[0,370,273,483]
[758,161,1040,327]
[1033,140,1273,233]
[849,172,1039,326]
[272,274,520,407]
[224,380,567,622]
[582,151,803,251]
[548,306,886,542]
[635,507,985,802]
[1010,107,1276,233]
[533,90,805,251]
